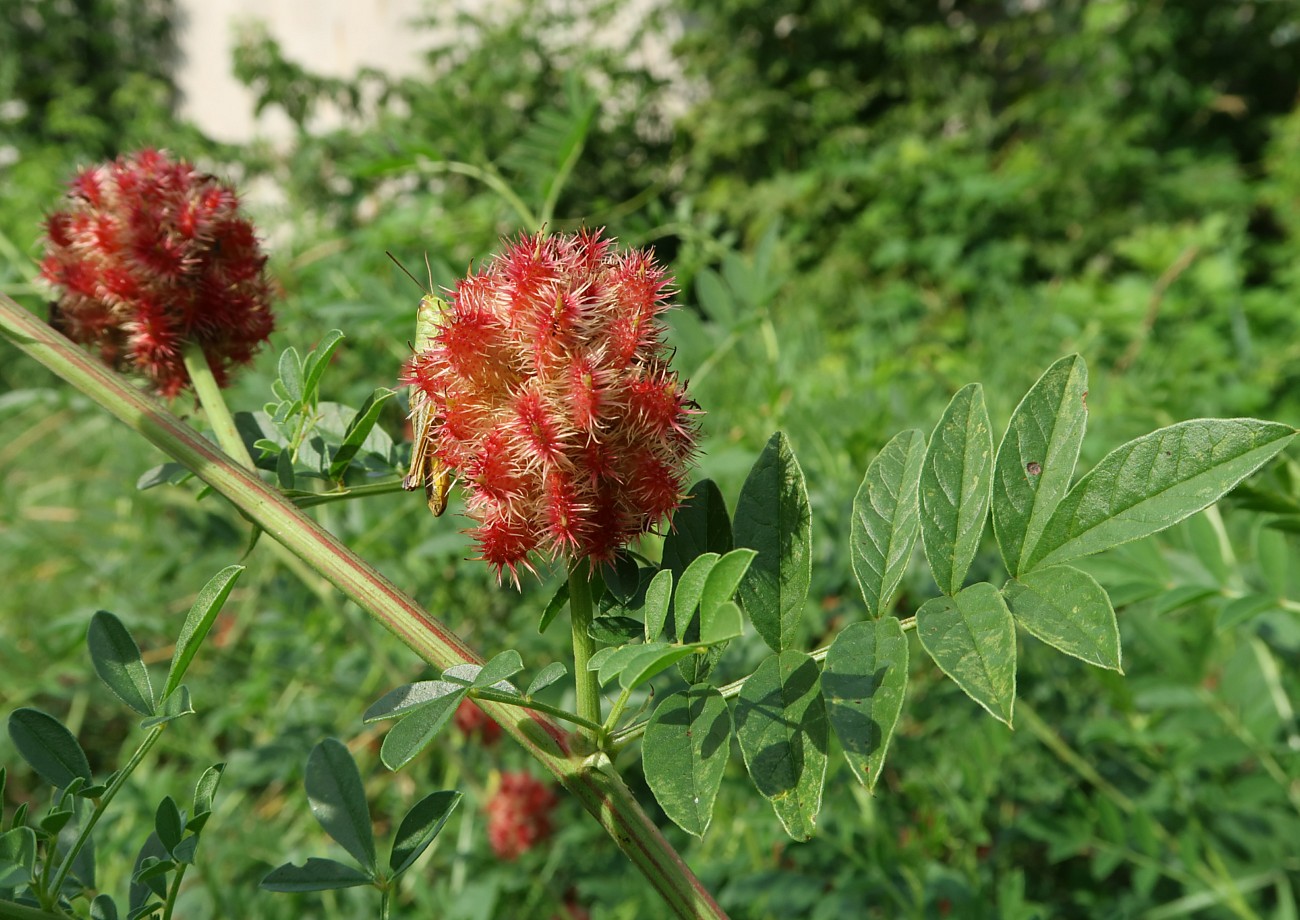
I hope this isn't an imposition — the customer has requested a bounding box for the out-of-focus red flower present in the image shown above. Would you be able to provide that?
[40,148,274,397]
[402,229,699,584]
[486,771,557,860]
[453,698,502,746]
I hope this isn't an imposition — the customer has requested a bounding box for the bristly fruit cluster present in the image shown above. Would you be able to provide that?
[40,148,275,397]
[403,229,699,582]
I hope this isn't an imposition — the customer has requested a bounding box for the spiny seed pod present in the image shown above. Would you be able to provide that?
[40,148,275,397]
[486,771,557,860]
[402,229,699,583]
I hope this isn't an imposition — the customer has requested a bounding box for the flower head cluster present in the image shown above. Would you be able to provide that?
[403,229,699,582]
[453,698,502,746]
[40,148,275,397]
[486,771,557,860]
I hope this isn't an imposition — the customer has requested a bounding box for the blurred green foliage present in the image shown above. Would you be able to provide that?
[3,0,1300,917]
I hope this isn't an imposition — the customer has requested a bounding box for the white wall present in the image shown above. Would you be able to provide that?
[174,0,685,144]
[175,0,450,143]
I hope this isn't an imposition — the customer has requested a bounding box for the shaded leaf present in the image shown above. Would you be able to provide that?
[87,611,154,716]
[90,894,119,920]
[261,858,372,892]
[851,429,926,617]
[661,480,732,579]
[0,826,36,888]
[389,790,461,877]
[154,798,183,857]
[735,651,828,841]
[822,618,909,791]
[1025,419,1297,570]
[1003,565,1121,671]
[920,384,994,596]
[7,708,91,789]
[735,432,813,653]
[917,583,1016,725]
[589,616,645,645]
[1216,594,1278,632]
[993,355,1089,575]
[538,581,568,635]
[644,686,732,837]
[128,833,168,915]
[305,739,376,874]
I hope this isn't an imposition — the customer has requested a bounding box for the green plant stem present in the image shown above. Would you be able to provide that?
[567,561,603,742]
[603,685,636,736]
[470,688,604,735]
[182,344,255,470]
[409,158,538,229]
[162,862,189,920]
[0,900,66,920]
[0,295,727,920]
[290,479,409,508]
[49,726,166,901]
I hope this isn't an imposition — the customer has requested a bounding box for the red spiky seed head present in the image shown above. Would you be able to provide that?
[40,148,275,397]
[486,771,557,860]
[402,230,699,584]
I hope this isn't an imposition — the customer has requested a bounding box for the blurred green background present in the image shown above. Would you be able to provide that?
[3,1,1300,917]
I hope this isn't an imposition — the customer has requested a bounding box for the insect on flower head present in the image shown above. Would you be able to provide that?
[401,229,700,584]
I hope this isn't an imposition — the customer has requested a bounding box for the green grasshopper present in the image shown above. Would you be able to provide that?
[391,253,453,516]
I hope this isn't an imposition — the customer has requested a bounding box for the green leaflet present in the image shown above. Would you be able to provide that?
[735,650,828,841]
[992,355,1089,575]
[661,479,733,580]
[916,582,1016,726]
[735,432,812,653]
[1003,565,1121,671]
[851,429,925,618]
[389,790,461,877]
[920,384,994,596]
[87,611,154,716]
[164,565,244,699]
[822,618,909,791]
[261,858,372,892]
[305,739,376,874]
[1024,419,1297,570]
[7,708,92,789]
[643,686,732,838]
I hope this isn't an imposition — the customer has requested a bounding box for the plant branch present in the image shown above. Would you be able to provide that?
[50,727,166,899]
[567,561,603,742]
[182,344,255,470]
[0,900,67,920]
[0,293,727,920]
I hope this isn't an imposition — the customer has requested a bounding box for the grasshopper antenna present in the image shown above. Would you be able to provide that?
[386,250,430,293]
